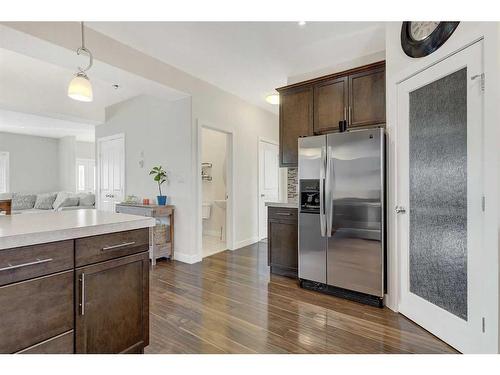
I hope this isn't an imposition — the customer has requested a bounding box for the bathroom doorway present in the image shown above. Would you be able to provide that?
[201,127,230,257]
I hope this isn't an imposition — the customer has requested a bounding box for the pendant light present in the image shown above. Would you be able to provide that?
[68,22,94,102]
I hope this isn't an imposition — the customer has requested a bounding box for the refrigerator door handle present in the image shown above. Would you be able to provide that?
[325,144,334,237]
[319,144,326,237]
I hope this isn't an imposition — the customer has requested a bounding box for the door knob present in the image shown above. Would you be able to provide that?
[260,194,265,197]
[395,206,406,214]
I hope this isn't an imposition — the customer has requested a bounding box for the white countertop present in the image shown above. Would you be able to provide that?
[265,202,298,209]
[0,210,156,250]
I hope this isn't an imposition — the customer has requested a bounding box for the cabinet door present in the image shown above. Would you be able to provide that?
[268,219,298,275]
[313,76,348,134]
[348,67,386,128]
[75,252,149,354]
[279,87,313,167]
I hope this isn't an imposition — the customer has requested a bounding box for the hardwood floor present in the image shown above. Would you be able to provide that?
[146,241,457,354]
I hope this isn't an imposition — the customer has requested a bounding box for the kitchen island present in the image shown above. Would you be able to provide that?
[0,210,155,354]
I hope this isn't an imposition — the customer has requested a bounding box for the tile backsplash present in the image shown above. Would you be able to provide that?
[287,167,298,203]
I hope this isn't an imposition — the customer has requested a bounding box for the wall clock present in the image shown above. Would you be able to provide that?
[401,21,460,58]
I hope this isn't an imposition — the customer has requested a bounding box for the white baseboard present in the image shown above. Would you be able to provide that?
[232,236,259,250]
[174,251,202,264]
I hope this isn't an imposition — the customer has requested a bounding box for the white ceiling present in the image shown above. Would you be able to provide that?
[0,48,140,125]
[0,108,95,142]
[0,25,189,141]
[88,22,386,112]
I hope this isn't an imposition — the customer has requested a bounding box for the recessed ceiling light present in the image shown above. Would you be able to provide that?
[112,84,120,89]
[298,21,306,27]
[265,93,279,105]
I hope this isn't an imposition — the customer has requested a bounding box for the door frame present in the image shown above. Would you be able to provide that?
[257,137,281,240]
[396,41,486,353]
[195,119,235,261]
[96,133,125,210]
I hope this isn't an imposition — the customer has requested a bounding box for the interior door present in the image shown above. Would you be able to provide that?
[98,135,124,212]
[397,41,487,353]
[259,140,279,240]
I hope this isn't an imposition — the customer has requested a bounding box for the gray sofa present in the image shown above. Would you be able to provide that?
[0,192,95,214]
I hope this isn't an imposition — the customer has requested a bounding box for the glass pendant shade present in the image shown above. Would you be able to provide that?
[68,73,93,102]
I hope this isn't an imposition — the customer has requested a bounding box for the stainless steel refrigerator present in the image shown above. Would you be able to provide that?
[298,128,385,306]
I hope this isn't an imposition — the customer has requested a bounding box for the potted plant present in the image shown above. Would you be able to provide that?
[149,165,168,205]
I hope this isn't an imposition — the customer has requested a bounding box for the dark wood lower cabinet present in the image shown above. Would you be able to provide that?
[75,251,149,354]
[267,207,298,278]
[0,228,150,354]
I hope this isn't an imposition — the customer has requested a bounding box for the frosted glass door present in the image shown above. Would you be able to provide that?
[408,68,468,320]
[397,41,487,353]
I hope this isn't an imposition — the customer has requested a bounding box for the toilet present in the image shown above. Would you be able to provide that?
[202,202,211,219]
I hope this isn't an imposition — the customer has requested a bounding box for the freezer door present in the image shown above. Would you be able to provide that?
[298,135,327,283]
[326,129,385,297]
[299,212,327,283]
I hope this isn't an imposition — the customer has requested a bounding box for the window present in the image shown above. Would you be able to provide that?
[0,152,9,194]
[76,158,95,193]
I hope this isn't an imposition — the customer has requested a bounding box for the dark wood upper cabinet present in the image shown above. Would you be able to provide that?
[75,252,149,354]
[277,61,385,167]
[348,66,386,128]
[313,76,348,134]
[279,86,313,167]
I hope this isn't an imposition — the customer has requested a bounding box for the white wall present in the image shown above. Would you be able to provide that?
[3,22,279,264]
[76,141,95,160]
[287,50,386,84]
[97,95,192,258]
[201,127,227,238]
[58,135,76,192]
[0,131,60,193]
[385,22,500,353]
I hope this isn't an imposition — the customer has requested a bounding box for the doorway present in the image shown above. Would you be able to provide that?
[96,134,125,212]
[258,139,280,240]
[396,41,491,353]
[201,127,230,257]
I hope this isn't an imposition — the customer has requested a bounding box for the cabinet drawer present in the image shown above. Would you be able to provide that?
[0,270,74,353]
[75,229,149,267]
[17,330,74,354]
[0,240,73,286]
[268,207,298,222]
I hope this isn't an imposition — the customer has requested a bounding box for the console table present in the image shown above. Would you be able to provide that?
[115,203,174,265]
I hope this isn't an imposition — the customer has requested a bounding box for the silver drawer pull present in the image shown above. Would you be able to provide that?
[80,273,85,316]
[0,258,53,272]
[102,241,136,251]
[275,212,292,216]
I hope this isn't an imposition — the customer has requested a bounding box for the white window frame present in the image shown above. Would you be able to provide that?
[76,158,96,193]
[0,151,9,194]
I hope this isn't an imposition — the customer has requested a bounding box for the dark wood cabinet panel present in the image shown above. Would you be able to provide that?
[279,87,313,167]
[0,240,73,286]
[267,207,298,278]
[0,270,74,353]
[17,330,74,354]
[75,228,149,267]
[348,67,386,128]
[313,76,348,134]
[75,252,149,354]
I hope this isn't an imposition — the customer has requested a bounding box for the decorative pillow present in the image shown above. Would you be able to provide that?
[53,192,78,210]
[59,196,80,209]
[78,193,95,207]
[12,193,37,210]
[34,192,57,210]
[52,192,68,210]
